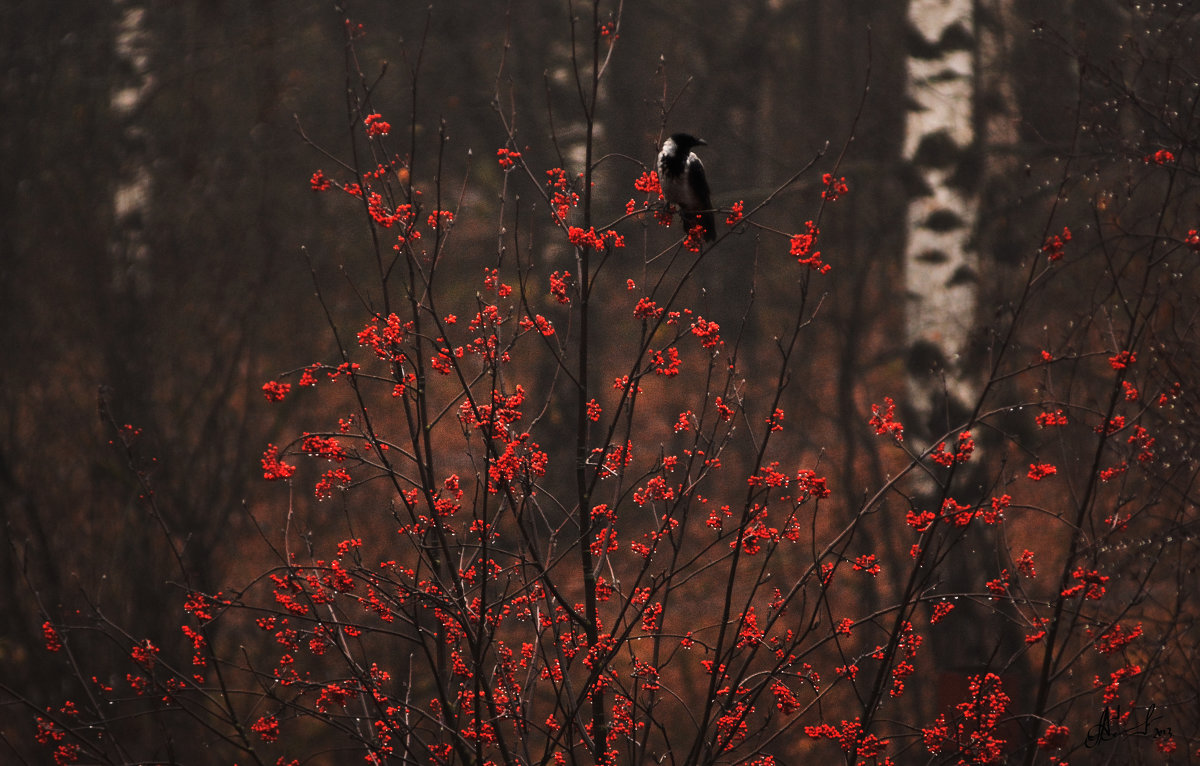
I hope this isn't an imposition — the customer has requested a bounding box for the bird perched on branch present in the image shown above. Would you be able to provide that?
[657,133,715,241]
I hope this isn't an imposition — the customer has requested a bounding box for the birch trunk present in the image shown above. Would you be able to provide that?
[902,0,978,441]
[903,0,987,700]
[904,0,1033,714]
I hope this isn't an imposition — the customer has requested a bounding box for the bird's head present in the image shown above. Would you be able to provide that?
[667,133,707,153]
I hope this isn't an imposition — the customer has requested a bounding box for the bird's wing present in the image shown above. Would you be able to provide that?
[687,154,713,210]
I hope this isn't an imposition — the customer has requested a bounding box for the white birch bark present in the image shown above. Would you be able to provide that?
[903,0,978,440]
[905,0,1034,688]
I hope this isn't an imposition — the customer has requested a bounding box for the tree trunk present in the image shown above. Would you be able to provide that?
[903,0,1032,726]
[902,0,978,441]
[110,0,154,297]
[902,0,989,694]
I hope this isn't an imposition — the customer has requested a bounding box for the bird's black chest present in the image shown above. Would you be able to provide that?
[658,152,687,179]
[659,156,701,209]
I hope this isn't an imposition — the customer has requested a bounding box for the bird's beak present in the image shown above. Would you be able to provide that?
[695,138,708,146]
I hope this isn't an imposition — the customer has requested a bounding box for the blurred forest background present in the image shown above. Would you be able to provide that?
[2,0,1197,761]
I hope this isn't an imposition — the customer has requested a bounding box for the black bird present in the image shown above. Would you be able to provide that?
[657,133,715,241]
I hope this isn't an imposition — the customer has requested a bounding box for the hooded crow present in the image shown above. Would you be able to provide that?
[657,133,715,241]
